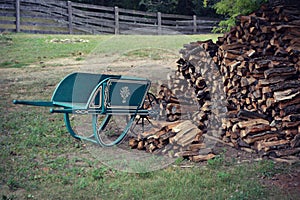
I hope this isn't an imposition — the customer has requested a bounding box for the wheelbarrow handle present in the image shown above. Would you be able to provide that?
[13,100,53,107]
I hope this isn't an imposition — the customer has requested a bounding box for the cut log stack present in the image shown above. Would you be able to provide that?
[128,41,227,161]
[130,1,300,163]
[216,2,300,161]
[129,120,216,162]
[128,40,221,161]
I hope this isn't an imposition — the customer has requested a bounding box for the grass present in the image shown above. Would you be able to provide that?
[0,33,298,200]
[0,33,102,68]
[0,33,219,68]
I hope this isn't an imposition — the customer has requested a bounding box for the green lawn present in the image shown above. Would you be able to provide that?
[0,33,298,200]
[0,34,101,68]
[0,33,218,68]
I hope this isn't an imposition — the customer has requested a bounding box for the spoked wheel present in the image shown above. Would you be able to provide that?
[93,114,136,147]
[92,93,160,146]
[129,92,160,136]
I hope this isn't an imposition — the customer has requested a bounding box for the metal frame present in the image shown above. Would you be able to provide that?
[13,72,152,147]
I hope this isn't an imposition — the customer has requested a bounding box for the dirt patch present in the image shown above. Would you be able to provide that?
[259,167,300,198]
[269,171,300,193]
[202,143,300,198]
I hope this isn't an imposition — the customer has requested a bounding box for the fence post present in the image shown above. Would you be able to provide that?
[114,6,119,34]
[157,12,161,35]
[193,15,197,34]
[67,1,73,34]
[15,0,20,33]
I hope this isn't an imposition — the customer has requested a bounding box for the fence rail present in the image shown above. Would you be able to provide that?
[0,0,219,35]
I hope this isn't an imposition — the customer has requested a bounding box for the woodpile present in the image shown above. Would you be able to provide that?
[129,1,300,163]
[215,1,300,162]
[128,41,222,161]
[129,120,216,162]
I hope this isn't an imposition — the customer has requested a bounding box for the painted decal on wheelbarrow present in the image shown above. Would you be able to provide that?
[106,79,150,109]
[120,86,130,103]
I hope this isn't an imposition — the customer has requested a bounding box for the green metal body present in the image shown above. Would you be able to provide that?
[13,72,151,146]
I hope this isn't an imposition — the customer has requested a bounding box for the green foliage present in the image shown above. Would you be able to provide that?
[173,157,185,165]
[139,0,178,13]
[123,48,167,60]
[256,160,277,178]
[0,33,13,45]
[207,154,226,169]
[217,171,231,182]
[7,178,21,191]
[68,0,221,16]
[2,195,16,200]
[91,166,108,180]
[213,0,267,33]
[72,0,141,10]
[192,0,220,17]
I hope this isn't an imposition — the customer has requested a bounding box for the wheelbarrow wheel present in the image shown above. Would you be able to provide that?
[129,92,160,136]
[92,93,159,146]
[93,114,136,147]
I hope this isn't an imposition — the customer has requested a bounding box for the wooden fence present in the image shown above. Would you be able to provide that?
[0,0,219,35]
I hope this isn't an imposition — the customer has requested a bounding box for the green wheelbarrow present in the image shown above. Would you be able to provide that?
[13,72,159,147]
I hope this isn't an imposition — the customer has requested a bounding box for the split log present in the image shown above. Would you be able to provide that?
[243,131,281,144]
[255,139,290,151]
[237,118,270,129]
[191,153,215,162]
[291,134,300,148]
[264,66,297,78]
[270,156,300,165]
[188,143,206,151]
[274,90,300,102]
[272,147,300,157]
[237,109,268,120]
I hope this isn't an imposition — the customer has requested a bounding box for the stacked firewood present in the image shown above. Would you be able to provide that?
[216,2,300,160]
[128,120,215,162]
[128,41,225,162]
[130,1,300,162]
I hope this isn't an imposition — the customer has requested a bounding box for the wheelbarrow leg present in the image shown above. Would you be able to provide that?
[64,113,80,140]
[64,113,98,144]
[93,114,136,147]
